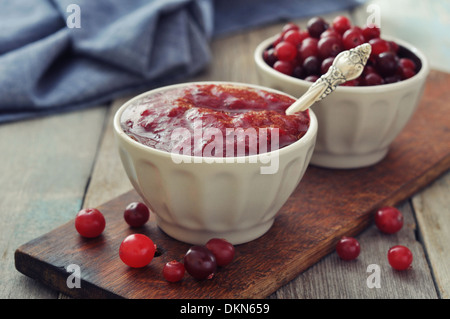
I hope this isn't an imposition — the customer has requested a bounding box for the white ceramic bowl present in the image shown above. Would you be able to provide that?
[254,35,430,169]
[114,81,317,245]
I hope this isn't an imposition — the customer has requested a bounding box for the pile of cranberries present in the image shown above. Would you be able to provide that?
[263,16,418,86]
[336,206,413,271]
[74,202,235,282]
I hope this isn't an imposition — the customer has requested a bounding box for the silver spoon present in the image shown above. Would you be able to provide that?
[285,43,372,115]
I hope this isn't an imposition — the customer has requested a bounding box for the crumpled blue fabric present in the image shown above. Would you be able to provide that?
[0,0,364,123]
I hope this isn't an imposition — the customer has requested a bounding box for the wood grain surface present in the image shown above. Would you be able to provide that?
[14,70,450,298]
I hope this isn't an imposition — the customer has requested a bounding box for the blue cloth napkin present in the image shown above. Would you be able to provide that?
[0,0,364,123]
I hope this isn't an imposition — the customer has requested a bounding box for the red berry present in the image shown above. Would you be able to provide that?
[321,57,334,74]
[399,58,416,71]
[273,60,294,75]
[332,15,352,35]
[388,245,413,270]
[376,51,398,77]
[75,208,105,238]
[274,41,297,61]
[282,22,299,35]
[303,56,321,76]
[336,236,360,260]
[341,79,358,86]
[184,246,217,280]
[388,40,399,53]
[307,16,329,38]
[320,29,342,40]
[362,24,381,41]
[375,206,404,234]
[298,37,318,60]
[342,27,365,50]
[318,36,343,59]
[401,67,416,79]
[124,202,150,227]
[205,238,235,267]
[119,234,156,268]
[364,72,384,86]
[163,260,185,282]
[304,75,319,82]
[369,38,390,57]
[283,30,305,46]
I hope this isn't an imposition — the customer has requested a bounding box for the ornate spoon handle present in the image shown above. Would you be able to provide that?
[285,43,371,115]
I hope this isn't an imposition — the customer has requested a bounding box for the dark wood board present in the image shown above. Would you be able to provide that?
[15,70,450,299]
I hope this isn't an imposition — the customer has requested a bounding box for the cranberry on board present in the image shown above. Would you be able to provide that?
[163,260,185,283]
[205,238,235,267]
[75,208,105,238]
[124,201,150,227]
[184,246,217,280]
[119,234,156,268]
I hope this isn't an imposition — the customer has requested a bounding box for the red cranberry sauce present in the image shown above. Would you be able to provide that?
[121,84,310,157]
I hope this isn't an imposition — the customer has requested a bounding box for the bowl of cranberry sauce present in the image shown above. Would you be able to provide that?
[254,16,430,169]
[114,82,318,245]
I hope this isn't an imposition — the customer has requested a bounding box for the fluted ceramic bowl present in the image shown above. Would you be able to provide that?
[114,82,317,245]
[254,35,429,169]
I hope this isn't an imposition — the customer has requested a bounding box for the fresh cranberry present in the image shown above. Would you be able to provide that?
[341,79,358,86]
[275,41,297,61]
[318,36,343,59]
[263,48,277,67]
[362,24,381,41]
[332,15,352,35]
[336,236,360,260]
[163,260,185,282]
[75,208,106,238]
[292,65,305,78]
[124,202,150,227]
[388,245,413,270]
[401,67,416,79]
[304,75,319,82]
[321,57,334,74]
[303,56,321,76]
[283,30,306,46]
[389,40,399,53]
[281,22,300,35]
[384,74,402,84]
[273,60,294,75]
[376,51,398,76]
[399,58,416,71]
[119,234,156,268]
[307,16,329,38]
[184,246,217,280]
[375,206,404,234]
[342,27,365,50]
[298,37,318,60]
[364,72,384,86]
[320,29,342,40]
[205,238,235,267]
[369,38,390,57]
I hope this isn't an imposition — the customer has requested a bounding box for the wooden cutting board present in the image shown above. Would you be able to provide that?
[15,70,450,299]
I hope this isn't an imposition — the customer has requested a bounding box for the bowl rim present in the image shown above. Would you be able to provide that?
[254,34,430,94]
[113,81,318,162]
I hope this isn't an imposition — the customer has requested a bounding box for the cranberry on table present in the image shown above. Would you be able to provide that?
[119,234,156,268]
[336,236,360,261]
[163,260,185,283]
[205,238,235,267]
[375,206,404,234]
[388,245,413,270]
[184,246,217,280]
[124,201,150,227]
[75,208,105,238]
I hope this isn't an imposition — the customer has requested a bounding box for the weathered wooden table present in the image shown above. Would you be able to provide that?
[1,0,449,299]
